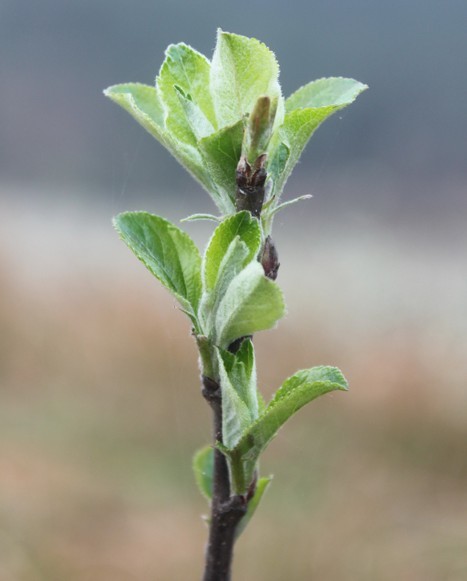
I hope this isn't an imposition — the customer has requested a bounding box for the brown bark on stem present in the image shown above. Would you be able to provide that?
[201,376,247,581]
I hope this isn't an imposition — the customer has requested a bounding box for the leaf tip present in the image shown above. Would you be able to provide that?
[103,84,123,102]
[112,212,125,232]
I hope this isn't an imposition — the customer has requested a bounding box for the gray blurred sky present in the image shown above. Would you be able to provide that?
[1,0,466,214]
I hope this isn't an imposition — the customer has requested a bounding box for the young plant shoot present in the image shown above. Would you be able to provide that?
[105,30,366,581]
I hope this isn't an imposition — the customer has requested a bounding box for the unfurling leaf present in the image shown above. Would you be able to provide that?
[218,338,258,421]
[243,96,277,162]
[217,348,254,450]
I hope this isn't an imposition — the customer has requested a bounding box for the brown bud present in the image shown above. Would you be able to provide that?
[260,235,280,280]
[235,154,267,218]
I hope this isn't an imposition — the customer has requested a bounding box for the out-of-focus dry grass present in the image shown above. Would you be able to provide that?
[1,193,467,580]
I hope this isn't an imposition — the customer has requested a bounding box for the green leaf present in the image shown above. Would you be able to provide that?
[267,107,340,199]
[199,211,262,336]
[113,212,202,321]
[231,366,348,484]
[104,83,168,146]
[210,30,284,129]
[217,348,253,450]
[163,43,217,125]
[203,212,261,292]
[286,77,368,112]
[268,78,367,200]
[198,120,245,213]
[175,85,214,141]
[200,236,250,336]
[218,338,258,420]
[214,261,285,348]
[158,43,217,142]
[104,83,212,195]
[193,445,214,501]
[235,476,272,539]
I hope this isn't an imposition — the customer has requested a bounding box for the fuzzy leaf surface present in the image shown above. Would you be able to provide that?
[214,261,285,348]
[210,30,283,128]
[200,212,262,335]
[203,212,261,292]
[200,235,253,337]
[218,339,258,420]
[175,86,214,141]
[217,348,253,450]
[158,43,217,142]
[114,212,202,319]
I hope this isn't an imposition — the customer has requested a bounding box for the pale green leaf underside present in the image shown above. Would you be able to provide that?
[104,83,213,195]
[113,212,202,317]
[175,86,214,141]
[235,476,272,539]
[203,212,261,292]
[217,348,253,450]
[231,366,348,482]
[218,338,258,420]
[199,236,251,337]
[104,83,167,144]
[193,445,214,501]
[214,261,285,348]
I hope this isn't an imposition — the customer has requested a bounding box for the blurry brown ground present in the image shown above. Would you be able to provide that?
[1,187,466,581]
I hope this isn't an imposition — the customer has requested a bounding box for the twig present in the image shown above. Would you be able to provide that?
[201,376,247,581]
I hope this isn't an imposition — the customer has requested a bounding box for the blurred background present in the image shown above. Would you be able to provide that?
[1,1,467,579]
